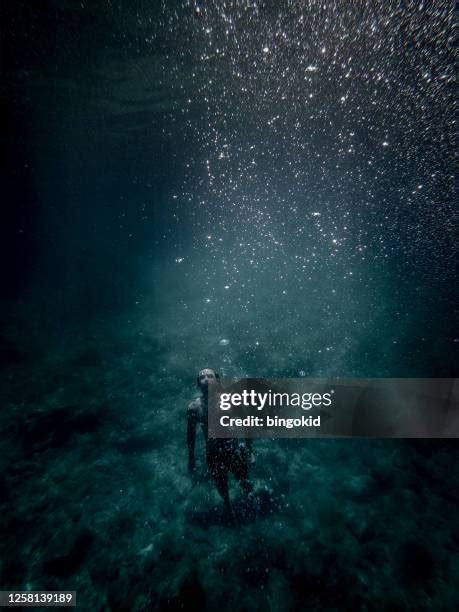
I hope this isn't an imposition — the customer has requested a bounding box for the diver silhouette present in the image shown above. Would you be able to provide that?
[187,368,255,520]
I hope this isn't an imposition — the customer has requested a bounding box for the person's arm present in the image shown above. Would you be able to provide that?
[187,400,199,474]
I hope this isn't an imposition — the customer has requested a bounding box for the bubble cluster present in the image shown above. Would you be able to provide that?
[140,1,454,367]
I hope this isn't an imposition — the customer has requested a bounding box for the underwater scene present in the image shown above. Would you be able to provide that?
[1,1,457,610]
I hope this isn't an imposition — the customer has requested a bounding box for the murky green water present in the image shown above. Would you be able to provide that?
[1,2,457,610]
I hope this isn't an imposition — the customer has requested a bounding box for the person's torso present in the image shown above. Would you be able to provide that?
[195,395,240,453]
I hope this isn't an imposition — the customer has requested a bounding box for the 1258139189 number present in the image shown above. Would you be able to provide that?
[0,591,76,607]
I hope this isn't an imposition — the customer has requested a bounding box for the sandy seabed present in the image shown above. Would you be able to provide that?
[1,298,457,611]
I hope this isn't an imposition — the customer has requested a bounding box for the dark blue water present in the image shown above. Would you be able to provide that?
[1,2,457,610]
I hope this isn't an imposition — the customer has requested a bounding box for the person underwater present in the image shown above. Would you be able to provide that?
[187,368,255,520]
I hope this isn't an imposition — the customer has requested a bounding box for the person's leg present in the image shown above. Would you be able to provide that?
[231,455,253,494]
[214,467,232,512]
[240,477,254,494]
[207,448,233,515]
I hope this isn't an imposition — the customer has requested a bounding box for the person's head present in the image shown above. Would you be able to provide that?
[196,368,220,392]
